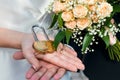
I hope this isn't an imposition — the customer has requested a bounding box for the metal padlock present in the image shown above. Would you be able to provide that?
[32,25,55,53]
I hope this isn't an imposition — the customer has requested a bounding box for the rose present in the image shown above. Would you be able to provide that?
[91,13,99,23]
[65,20,77,29]
[88,4,97,11]
[97,2,113,19]
[97,0,106,3]
[53,1,66,13]
[84,0,97,5]
[61,11,74,22]
[73,5,88,18]
[76,18,92,30]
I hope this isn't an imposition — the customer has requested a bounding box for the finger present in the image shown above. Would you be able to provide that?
[26,67,36,79]
[23,48,40,71]
[57,43,63,52]
[63,44,77,56]
[60,51,85,70]
[13,51,25,60]
[29,67,47,80]
[36,53,78,72]
[61,50,82,64]
[53,68,66,80]
[40,67,58,80]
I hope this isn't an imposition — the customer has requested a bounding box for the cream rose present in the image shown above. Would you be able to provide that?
[53,1,66,13]
[61,11,74,22]
[65,20,77,29]
[77,18,92,30]
[84,0,97,5]
[73,5,88,18]
[97,2,113,18]
[78,0,84,4]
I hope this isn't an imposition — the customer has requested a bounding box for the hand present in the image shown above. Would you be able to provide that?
[26,61,66,80]
[13,52,66,80]
[19,34,85,71]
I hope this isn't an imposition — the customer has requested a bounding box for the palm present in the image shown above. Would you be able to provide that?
[21,34,84,72]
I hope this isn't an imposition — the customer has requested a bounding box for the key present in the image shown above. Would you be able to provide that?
[32,25,55,53]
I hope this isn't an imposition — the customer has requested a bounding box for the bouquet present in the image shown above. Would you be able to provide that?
[48,0,120,61]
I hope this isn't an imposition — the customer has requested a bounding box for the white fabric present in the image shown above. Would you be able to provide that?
[0,0,71,80]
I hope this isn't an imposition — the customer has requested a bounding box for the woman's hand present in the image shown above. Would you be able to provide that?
[19,33,85,71]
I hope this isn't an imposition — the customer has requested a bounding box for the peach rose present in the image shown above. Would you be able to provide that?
[53,1,66,13]
[97,2,113,18]
[91,13,99,23]
[73,5,88,18]
[65,20,77,29]
[97,0,106,3]
[61,11,74,22]
[88,4,97,11]
[77,18,92,30]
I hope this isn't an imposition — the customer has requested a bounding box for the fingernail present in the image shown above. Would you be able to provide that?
[26,73,31,79]
[32,65,37,71]
[81,65,85,70]
[78,64,85,70]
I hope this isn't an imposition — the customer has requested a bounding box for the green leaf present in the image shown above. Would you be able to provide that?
[65,29,72,44]
[82,33,93,52]
[113,4,120,13]
[104,17,112,27]
[49,14,58,29]
[58,13,64,28]
[102,35,110,48]
[53,31,65,49]
[108,47,113,60]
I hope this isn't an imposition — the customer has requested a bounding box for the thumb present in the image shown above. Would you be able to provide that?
[13,51,25,60]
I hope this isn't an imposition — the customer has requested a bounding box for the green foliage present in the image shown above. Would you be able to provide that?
[58,13,64,28]
[107,39,120,61]
[82,33,93,52]
[113,4,120,13]
[53,31,65,49]
[102,35,110,48]
[49,14,58,29]
[65,29,72,44]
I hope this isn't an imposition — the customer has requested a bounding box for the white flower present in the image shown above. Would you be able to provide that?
[97,2,113,19]
[73,5,88,18]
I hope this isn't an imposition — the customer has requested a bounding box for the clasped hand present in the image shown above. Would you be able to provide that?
[13,33,85,80]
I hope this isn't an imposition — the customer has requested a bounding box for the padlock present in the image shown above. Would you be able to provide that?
[32,25,55,53]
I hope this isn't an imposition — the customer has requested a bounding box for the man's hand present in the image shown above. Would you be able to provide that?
[13,52,66,80]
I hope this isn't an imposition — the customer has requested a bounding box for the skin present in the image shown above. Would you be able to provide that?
[13,44,81,80]
[0,28,85,80]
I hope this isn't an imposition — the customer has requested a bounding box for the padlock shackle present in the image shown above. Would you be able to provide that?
[32,25,50,41]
